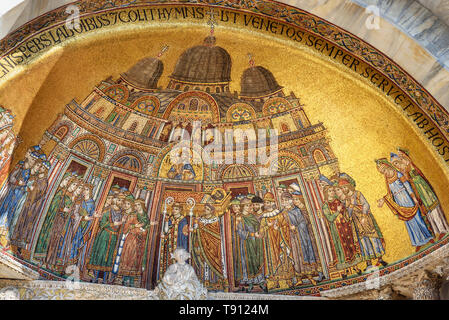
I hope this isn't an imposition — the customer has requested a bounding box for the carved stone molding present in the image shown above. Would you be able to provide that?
[0,251,39,281]
[413,270,443,300]
[321,240,449,299]
[0,279,327,300]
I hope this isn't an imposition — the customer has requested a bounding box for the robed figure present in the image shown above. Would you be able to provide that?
[160,203,191,276]
[322,186,360,270]
[234,198,265,292]
[0,157,32,228]
[44,178,80,269]
[377,159,433,251]
[34,173,74,259]
[259,192,296,289]
[68,185,96,267]
[392,150,449,236]
[12,161,49,250]
[87,196,125,283]
[282,192,323,284]
[191,204,226,290]
[337,174,387,268]
[116,199,150,287]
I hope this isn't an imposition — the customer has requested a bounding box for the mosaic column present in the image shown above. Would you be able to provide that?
[413,271,443,300]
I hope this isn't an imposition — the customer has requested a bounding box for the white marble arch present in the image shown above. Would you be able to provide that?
[281,0,449,111]
[1,0,449,110]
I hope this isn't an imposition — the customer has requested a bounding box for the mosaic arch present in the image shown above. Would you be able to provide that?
[0,0,449,297]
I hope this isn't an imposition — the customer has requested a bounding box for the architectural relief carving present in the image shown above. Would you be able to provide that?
[413,270,443,300]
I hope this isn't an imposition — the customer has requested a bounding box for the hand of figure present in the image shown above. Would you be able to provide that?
[290,225,296,231]
[63,207,70,213]
[189,228,194,232]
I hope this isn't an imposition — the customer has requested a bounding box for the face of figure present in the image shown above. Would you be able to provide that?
[68,182,78,193]
[115,197,123,207]
[281,197,293,209]
[32,162,42,174]
[392,158,407,172]
[74,185,83,197]
[342,185,352,196]
[60,176,72,188]
[327,187,336,201]
[105,197,113,207]
[172,206,182,217]
[319,181,329,189]
[123,200,132,211]
[135,202,144,214]
[335,187,345,200]
[241,204,251,215]
[231,204,241,214]
[204,206,214,217]
[252,203,263,213]
[27,156,37,168]
[83,186,91,199]
[377,164,394,178]
[293,198,305,209]
[263,201,274,211]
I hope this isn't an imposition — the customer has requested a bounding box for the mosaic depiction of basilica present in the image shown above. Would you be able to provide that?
[0,27,447,294]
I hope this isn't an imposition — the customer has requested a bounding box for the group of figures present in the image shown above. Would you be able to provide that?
[229,173,389,292]
[0,145,51,253]
[318,173,387,275]
[160,201,229,291]
[376,148,449,251]
[85,187,155,287]
[159,173,387,293]
[0,144,157,288]
[229,190,324,292]
[0,142,447,294]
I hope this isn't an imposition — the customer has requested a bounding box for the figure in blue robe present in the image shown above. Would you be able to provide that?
[69,198,95,266]
[169,216,189,250]
[383,170,433,247]
[287,206,318,265]
[0,161,31,229]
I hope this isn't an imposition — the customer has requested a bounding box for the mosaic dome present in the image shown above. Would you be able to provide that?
[121,57,164,89]
[240,65,283,98]
[170,36,232,84]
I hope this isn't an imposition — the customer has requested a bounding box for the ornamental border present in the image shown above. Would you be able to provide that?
[0,0,448,143]
[0,0,449,297]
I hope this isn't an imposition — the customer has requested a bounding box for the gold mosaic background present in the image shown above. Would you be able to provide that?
[0,22,448,265]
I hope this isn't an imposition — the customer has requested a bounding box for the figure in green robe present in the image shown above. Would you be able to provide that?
[234,198,265,292]
[34,174,73,258]
[87,196,124,284]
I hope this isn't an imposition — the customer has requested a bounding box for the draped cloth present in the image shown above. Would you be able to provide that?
[259,211,295,282]
[191,217,225,286]
[383,172,433,247]
[234,214,264,285]
[87,207,122,272]
[35,188,64,257]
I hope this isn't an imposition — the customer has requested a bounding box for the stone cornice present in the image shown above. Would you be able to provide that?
[0,251,39,281]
